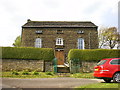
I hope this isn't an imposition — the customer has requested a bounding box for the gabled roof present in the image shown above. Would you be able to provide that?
[22,19,97,28]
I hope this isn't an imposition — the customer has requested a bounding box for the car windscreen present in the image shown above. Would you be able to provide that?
[97,60,107,66]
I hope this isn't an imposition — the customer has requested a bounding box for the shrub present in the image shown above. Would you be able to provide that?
[32,71,39,75]
[12,71,19,75]
[33,72,39,75]
[22,70,30,75]
[68,49,120,62]
[46,72,54,76]
[2,47,54,61]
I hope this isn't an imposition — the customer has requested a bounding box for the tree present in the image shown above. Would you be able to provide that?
[98,27,120,49]
[117,32,120,49]
[13,35,21,47]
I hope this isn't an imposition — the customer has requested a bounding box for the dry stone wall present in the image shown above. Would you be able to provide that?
[70,61,98,73]
[2,59,97,73]
[2,59,53,72]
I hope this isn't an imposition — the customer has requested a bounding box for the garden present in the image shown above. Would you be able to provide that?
[1,47,120,89]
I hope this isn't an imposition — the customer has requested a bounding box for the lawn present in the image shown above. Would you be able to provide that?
[1,71,95,78]
[75,83,120,89]
[70,73,94,78]
[1,71,58,78]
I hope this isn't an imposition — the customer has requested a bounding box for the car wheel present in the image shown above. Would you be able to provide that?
[113,72,120,83]
[103,79,111,83]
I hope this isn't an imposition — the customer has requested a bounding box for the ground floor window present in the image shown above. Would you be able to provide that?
[35,38,42,48]
[78,38,84,49]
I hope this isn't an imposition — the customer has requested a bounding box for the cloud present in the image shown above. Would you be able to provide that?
[42,0,60,8]
[0,0,119,46]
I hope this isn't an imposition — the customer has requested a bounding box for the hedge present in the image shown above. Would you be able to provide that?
[68,49,120,62]
[2,47,55,61]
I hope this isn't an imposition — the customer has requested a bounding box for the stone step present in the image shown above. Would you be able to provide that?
[57,67,70,73]
[57,73,70,77]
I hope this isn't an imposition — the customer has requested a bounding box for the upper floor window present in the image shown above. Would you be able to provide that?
[56,38,63,45]
[78,38,84,49]
[77,30,84,34]
[57,30,63,34]
[35,38,42,48]
[36,30,43,34]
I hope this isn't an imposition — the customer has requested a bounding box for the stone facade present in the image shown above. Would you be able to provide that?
[21,20,98,56]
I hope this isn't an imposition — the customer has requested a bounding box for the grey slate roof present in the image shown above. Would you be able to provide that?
[22,20,97,28]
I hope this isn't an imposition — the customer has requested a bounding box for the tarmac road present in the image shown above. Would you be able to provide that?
[2,77,102,89]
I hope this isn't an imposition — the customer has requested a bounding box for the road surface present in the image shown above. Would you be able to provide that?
[2,77,102,89]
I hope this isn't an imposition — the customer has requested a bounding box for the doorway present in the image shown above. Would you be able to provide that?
[55,50,64,65]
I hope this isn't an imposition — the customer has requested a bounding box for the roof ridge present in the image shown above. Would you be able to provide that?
[29,21,92,23]
[22,19,98,28]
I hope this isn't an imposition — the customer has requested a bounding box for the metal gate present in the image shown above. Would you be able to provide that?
[70,59,80,73]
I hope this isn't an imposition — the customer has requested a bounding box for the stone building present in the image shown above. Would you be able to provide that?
[21,19,98,65]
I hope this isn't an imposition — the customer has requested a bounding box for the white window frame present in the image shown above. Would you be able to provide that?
[35,38,42,48]
[78,38,85,49]
[36,30,43,34]
[78,30,84,34]
[57,30,63,34]
[56,38,63,45]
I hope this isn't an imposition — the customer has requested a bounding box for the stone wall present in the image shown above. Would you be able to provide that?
[44,61,53,72]
[2,59,53,72]
[2,59,97,73]
[80,61,97,72]
[70,61,97,73]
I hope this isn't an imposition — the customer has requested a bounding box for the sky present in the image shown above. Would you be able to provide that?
[0,0,119,47]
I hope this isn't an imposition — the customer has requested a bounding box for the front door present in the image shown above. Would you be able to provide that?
[55,50,64,65]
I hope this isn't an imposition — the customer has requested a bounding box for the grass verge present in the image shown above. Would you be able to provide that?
[75,83,120,89]
[1,72,58,78]
[1,72,94,78]
[70,73,94,78]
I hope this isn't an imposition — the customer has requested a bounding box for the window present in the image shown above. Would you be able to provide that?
[110,59,120,65]
[78,38,84,49]
[77,30,84,34]
[36,30,43,34]
[57,30,63,34]
[97,60,107,66]
[35,38,42,48]
[56,38,63,45]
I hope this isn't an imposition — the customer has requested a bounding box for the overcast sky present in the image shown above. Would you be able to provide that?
[0,0,119,46]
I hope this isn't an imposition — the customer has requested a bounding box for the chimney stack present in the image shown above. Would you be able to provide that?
[27,19,31,22]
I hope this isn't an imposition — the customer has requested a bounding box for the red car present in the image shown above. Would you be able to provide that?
[93,58,120,83]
